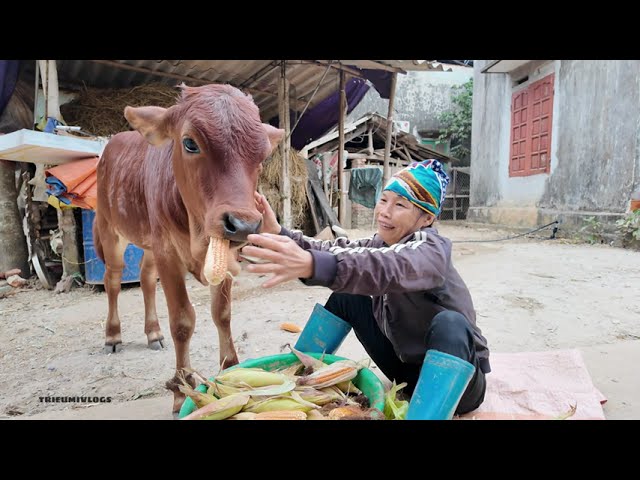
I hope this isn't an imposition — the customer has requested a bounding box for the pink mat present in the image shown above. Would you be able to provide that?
[456,349,607,420]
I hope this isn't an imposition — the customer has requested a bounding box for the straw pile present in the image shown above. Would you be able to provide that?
[60,83,180,137]
[259,148,308,230]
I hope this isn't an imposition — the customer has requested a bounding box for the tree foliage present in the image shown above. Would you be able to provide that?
[438,78,473,159]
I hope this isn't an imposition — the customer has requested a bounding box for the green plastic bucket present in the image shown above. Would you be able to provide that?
[178,352,386,419]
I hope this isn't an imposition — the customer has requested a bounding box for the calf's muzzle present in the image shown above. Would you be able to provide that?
[222,212,262,243]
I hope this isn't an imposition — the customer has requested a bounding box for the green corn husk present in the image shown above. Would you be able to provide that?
[383,381,409,420]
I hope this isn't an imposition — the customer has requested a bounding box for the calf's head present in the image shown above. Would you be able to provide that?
[124,83,284,284]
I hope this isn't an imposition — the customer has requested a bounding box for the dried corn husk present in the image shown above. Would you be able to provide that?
[296,360,360,389]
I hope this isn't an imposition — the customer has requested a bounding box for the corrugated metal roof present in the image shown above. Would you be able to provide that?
[24,60,450,122]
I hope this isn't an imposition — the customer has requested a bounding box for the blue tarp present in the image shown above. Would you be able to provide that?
[271,76,372,151]
[348,166,383,209]
[0,60,20,122]
[269,67,396,151]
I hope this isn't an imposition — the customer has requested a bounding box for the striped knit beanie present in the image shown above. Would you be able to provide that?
[383,159,450,216]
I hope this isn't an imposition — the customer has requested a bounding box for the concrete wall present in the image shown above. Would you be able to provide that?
[347,65,473,136]
[468,60,640,229]
[542,60,640,212]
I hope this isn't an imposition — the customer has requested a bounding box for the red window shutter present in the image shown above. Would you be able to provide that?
[509,73,554,177]
[509,89,529,176]
[528,74,554,174]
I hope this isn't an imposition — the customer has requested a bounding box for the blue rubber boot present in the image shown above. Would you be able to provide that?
[293,303,352,354]
[406,350,476,420]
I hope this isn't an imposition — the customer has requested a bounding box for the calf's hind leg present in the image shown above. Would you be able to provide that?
[97,223,128,354]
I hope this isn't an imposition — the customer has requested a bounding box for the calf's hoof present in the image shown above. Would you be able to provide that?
[148,339,165,351]
[103,342,123,354]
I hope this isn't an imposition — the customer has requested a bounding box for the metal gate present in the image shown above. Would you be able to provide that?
[439,167,470,221]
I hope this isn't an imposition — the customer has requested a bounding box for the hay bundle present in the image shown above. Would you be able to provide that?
[259,148,308,230]
[60,83,180,137]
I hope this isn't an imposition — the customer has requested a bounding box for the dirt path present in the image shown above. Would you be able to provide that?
[2,222,638,419]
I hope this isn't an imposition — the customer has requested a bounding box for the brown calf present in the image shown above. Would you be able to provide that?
[93,83,283,413]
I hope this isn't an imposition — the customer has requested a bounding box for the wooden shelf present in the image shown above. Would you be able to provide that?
[0,129,106,166]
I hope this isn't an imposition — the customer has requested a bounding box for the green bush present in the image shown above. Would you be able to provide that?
[615,210,640,248]
[579,216,605,244]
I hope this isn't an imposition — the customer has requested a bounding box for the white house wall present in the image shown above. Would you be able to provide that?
[347,66,473,135]
[541,60,640,213]
[469,60,640,229]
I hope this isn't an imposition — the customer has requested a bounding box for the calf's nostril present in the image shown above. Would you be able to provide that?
[223,213,237,234]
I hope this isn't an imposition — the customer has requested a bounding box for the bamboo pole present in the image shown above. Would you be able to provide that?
[338,71,346,226]
[278,61,292,229]
[382,72,398,187]
[453,168,458,221]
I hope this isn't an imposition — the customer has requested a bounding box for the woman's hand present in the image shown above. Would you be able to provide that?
[254,192,281,235]
[242,233,313,288]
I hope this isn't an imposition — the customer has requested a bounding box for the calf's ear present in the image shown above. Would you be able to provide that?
[262,124,285,156]
[124,106,170,146]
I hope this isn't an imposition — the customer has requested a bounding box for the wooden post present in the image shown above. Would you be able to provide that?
[305,185,321,235]
[38,60,48,119]
[46,60,61,121]
[33,60,39,127]
[321,154,328,196]
[453,168,458,221]
[278,61,292,229]
[45,60,81,278]
[382,72,398,187]
[338,71,347,226]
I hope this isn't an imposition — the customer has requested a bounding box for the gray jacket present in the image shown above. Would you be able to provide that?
[281,226,491,373]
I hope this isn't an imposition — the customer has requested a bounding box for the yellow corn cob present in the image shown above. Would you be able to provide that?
[255,410,307,420]
[208,381,247,398]
[204,237,230,286]
[209,378,295,398]
[336,381,362,396]
[180,393,250,420]
[178,385,218,409]
[294,386,334,406]
[227,412,258,420]
[296,360,359,389]
[306,410,328,420]
[215,367,289,387]
[280,322,303,333]
[319,385,346,402]
[328,405,365,420]
[243,396,314,413]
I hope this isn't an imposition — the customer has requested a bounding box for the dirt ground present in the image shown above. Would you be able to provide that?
[1,222,639,420]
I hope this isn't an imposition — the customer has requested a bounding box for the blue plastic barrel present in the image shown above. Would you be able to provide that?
[81,209,144,285]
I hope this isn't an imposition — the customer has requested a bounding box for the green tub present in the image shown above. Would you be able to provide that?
[178,352,386,419]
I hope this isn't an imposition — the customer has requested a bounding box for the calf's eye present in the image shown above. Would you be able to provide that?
[183,137,200,154]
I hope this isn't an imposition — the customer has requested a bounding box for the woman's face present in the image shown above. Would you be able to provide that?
[374,190,435,245]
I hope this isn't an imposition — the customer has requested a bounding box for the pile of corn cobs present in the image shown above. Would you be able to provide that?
[179,345,385,420]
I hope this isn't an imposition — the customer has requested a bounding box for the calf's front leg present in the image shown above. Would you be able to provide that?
[140,249,164,350]
[210,274,238,370]
[156,257,197,413]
